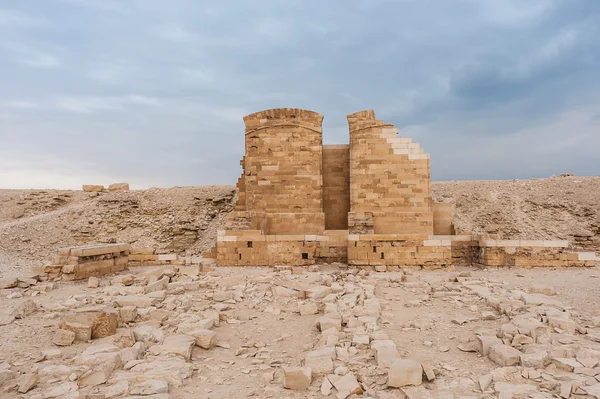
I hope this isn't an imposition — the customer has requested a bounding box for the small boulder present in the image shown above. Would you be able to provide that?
[388,359,422,387]
[282,366,312,390]
[191,329,216,349]
[53,329,76,346]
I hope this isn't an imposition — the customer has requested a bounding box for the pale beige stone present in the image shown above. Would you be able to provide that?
[421,360,435,381]
[59,320,92,342]
[387,358,422,387]
[331,372,362,397]
[371,340,399,367]
[149,335,195,360]
[305,347,335,376]
[282,366,312,390]
[53,329,76,346]
[82,185,104,192]
[489,344,522,367]
[108,183,129,191]
[191,329,216,349]
[119,306,137,323]
[299,301,318,316]
[17,373,38,393]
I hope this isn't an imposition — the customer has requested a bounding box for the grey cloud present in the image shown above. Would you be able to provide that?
[0,0,599,188]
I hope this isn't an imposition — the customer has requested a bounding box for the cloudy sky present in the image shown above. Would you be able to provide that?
[0,0,599,189]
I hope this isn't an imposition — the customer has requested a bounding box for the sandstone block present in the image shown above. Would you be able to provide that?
[133,324,165,343]
[108,182,129,191]
[305,347,335,376]
[17,373,38,393]
[283,366,312,390]
[120,342,142,363]
[79,370,109,386]
[149,335,195,360]
[331,373,362,397]
[191,329,216,349]
[388,358,422,387]
[88,277,100,288]
[421,360,436,381]
[114,295,157,308]
[59,319,92,341]
[489,344,521,367]
[0,278,18,289]
[299,301,318,316]
[53,329,76,346]
[10,299,37,319]
[552,357,582,372]
[130,379,169,395]
[82,185,104,192]
[316,315,341,331]
[371,340,399,367]
[119,306,137,323]
[213,291,232,302]
[92,310,118,338]
[520,350,550,368]
[476,335,502,356]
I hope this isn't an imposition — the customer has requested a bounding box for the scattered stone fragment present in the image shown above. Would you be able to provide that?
[479,374,492,391]
[17,373,38,393]
[552,357,581,372]
[421,360,436,381]
[79,369,109,386]
[371,340,399,367]
[488,344,522,367]
[10,299,37,318]
[282,366,312,390]
[520,350,550,368]
[53,329,76,346]
[559,382,572,399]
[305,347,335,376]
[332,372,362,398]
[119,306,137,323]
[130,379,169,395]
[191,329,217,349]
[88,277,100,288]
[149,335,195,360]
[0,278,18,289]
[59,319,92,341]
[388,358,423,387]
[299,301,318,316]
[321,376,333,395]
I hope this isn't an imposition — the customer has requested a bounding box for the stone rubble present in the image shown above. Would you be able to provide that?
[1,262,600,398]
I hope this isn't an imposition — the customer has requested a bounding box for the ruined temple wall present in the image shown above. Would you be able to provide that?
[240,108,326,234]
[322,145,350,230]
[215,230,348,266]
[347,110,434,234]
[347,234,452,269]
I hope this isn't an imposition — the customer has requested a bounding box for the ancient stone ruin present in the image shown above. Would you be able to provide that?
[215,108,596,268]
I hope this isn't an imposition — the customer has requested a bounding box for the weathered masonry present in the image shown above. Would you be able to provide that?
[215,108,596,269]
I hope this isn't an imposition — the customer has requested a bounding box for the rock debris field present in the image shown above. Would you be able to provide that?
[1,264,600,398]
[0,176,599,398]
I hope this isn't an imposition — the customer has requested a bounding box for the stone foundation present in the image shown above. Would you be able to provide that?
[44,244,131,280]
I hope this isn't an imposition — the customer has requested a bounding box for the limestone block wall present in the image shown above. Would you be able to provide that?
[347,110,433,235]
[237,108,326,234]
[322,145,350,230]
[44,243,130,280]
[475,239,596,267]
[216,230,348,266]
[347,234,452,270]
